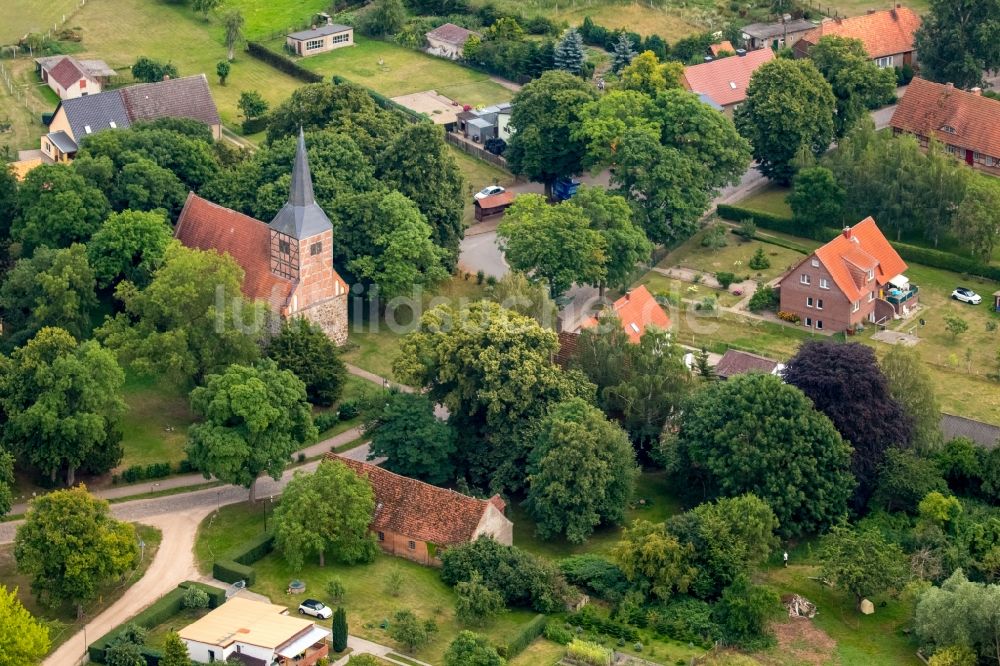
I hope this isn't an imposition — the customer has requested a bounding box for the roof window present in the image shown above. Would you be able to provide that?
[940,125,956,134]
[729,81,737,89]
[629,322,641,333]
[109,121,117,128]
[84,125,92,134]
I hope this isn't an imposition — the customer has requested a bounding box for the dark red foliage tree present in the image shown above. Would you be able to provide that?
[782,341,913,511]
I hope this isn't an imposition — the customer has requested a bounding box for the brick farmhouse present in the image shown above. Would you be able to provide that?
[793,5,920,69]
[329,455,513,566]
[175,130,349,344]
[681,48,775,116]
[778,218,916,333]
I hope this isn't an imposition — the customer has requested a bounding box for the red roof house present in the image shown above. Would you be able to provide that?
[778,217,916,332]
[582,284,671,343]
[709,41,735,57]
[681,48,775,114]
[793,5,920,68]
[890,77,1000,176]
[329,455,513,565]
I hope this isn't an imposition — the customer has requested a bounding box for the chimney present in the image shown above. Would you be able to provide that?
[162,74,170,81]
[866,9,876,14]
[945,82,954,88]
[971,87,982,96]
[842,226,852,239]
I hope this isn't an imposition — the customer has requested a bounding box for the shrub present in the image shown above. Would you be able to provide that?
[566,639,613,666]
[697,296,718,313]
[246,42,322,83]
[178,581,226,608]
[655,598,721,647]
[748,285,779,312]
[736,219,757,240]
[748,248,771,270]
[701,223,728,249]
[777,310,801,323]
[896,62,914,86]
[716,204,800,237]
[568,606,639,641]
[559,555,629,602]
[338,401,360,421]
[326,577,346,603]
[315,413,340,433]
[241,116,269,135]
[213,534,275,585]
[182,585,210,609]
[715,272,737,289]
[543,622,573,645]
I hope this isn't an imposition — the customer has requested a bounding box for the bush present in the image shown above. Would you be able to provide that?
[327,577,346,603]
[715,271,737,289]
[566,639,613,666]
[559,555,629,602]
[736,219,757,240]
[777,310,801,323]
[338,401,360,421]
[213,558,256,585]
[496,614,547,659]
[213,533,275,585]
[748,248,771,270]
[241,116,269,135]
[543,622,573,645]
[896,62,914,86]
[748,285,779,312]
[178,581,226,608]
[246,42,322,83]
[119,462,173,484]
[655,598,721,648]
[484,137,507,156]
[716,204,802,237]
[315,412,340,433]
[701,223,728,249]
[568,606,639,641]
[182,585,210,609]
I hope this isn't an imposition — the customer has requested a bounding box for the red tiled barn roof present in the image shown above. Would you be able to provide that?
[682,48,775,107]
[174,193,294,311]
[890,77,1000,158]
[810,217,907,301]
[582,284,671,343]
[798,6,920,59]
[49,56,91,90]
[426,22,477,46]
[328,455,506,545]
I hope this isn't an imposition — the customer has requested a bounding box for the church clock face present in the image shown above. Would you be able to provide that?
[270,230,299,280]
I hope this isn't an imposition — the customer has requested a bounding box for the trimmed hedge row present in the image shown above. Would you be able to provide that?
[213,533,275,585]
[497,613,547,659]
[330,74,429,124]
[246,41,322,83]
[719,204,1000,282]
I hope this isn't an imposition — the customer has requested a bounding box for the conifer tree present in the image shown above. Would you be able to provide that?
[332,606,348,652]
[611,33,637,72]
[554,28,586,74]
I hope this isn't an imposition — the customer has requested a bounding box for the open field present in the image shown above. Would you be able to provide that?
[119,374,195,469]
[510,638,566,665]
[485,0,704,39]
[739,184,794,219]
[0,523,162,654]
[2,0,82,44]
[212,0,328,41]
[663,226,808,284]
[284,36,511,107]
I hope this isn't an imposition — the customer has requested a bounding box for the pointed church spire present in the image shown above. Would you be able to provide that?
[268,128,332,239]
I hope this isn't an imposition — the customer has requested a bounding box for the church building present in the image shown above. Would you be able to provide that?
[175,130,349,344]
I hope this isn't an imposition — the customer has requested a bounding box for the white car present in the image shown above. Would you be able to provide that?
[474,185,506,201]
[298,599,333,619]
[951,287,982,305]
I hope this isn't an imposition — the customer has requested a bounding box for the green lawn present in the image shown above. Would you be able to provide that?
[0,523,162,654]
[636,271,744,309]
[1,0,82,43]
[144,607,210,650]
[194,501,266,575]
[119,373,195,470]
[509,638,566,665]
[315,374,379,438]
[284,36,511,107]
[510,471,681,560]
[661,226,809,285]
[739,185,794,219]
[486,0,703,40]
[210,0,329,41]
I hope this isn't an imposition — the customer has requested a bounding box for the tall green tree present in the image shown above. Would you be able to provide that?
[376,123,464,268]
[0,584,51,665]
[735,58,836,183]
[611,33,637,72]
[97,244,265,385]
[112,158,187,218]
[0,452,13,518]
[393,301,592,491]
[444,631,506,666]
[237,90,268,120]
[362,0,406,37]
[1,328,125,485]
[954,174,1000,262]
[130,56,178,83]
[160,632,191,666]
[915,569,1000,664]
[14,486,139,618]
[266,319,347,407]
[365,391,456,485]
[332,606,348,653]
[526,398,638,544]
[570,186,652,294]
[388,609,437,653]
[87,210,174,289]
[713,576,782,649]
[882,345,943,453]
[553,28,586,74]
[191,0,220,19]
[273,460,377,569]
[485,271,558,328]
[611,520,697,602]
[497,193,607,297]
[668,373,854,536]
[0,164,17,240]
[222,9,245,60]
[454,573,506,626]
[819,525,909,608]
[14,165,110,253]
[0,244,98,350]
[787,166,844,233]
[505,71,597,197]
[915,0,1000,90]
[809,36,897,137]
[186,361,317,501]
[618,51,683,96]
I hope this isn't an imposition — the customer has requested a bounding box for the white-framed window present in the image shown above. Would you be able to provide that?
[800,274,811,285]
[331,32,350,44]
[866,268,874,281]
[875,56,893,69]
[305,38,324,50]
[811,258,819,268]
[806,297,814,308]
[945,144,959,155]
[868,291,875,302]
[816,320,823,330]
[817,299,824,310]
[852,300,860,312]
[805,317,813,327]
[819,278,829,290]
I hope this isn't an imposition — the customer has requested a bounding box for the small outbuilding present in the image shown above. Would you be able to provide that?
[474,191,515,221]
[426,23,478,60]
[286,23,354,57]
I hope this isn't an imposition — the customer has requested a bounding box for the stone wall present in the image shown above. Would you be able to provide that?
[298,292,348,345]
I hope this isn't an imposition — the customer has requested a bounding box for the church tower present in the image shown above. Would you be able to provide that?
[268,129,348,343]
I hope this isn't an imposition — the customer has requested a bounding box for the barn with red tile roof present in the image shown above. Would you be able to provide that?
[778,217,917,332]
[793,5,920,69]
[681,48,775,115]
[328,454,513,565]
[890,77,1000,177]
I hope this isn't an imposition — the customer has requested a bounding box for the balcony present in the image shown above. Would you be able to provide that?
[886,284,918,305]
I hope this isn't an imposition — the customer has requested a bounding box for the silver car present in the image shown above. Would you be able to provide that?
[951,287,982,305]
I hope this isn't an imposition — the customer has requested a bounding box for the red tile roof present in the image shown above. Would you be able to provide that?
[682,48,775,107]
[582,284,671,343]
[174,193,294,311]
[426,22,477,46]
[809,217,907,301]
[328,455,507,545]
[709,41,735,57]
[798,6,920,59]
[475,191,515,209]
[890,77,1000,158]
[49,56,91,90]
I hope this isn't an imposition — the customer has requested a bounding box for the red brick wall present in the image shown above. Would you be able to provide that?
[375,529,438,566]
[291,229,336,311]
[779,255,878,332]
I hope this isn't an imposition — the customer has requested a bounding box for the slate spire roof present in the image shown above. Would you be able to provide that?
[268,129,333,239]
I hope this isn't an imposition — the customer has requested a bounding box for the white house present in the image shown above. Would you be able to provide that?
[35,55,114,100]
[179,598,330,666]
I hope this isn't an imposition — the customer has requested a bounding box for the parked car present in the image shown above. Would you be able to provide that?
[951,287,982,305]
[474,185,505,201]
[298,599,333,619]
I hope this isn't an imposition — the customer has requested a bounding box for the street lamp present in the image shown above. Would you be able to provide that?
[264,495,274,533]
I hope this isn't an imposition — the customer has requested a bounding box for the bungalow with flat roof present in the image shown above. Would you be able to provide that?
[889,77,1000,176]
[328,454,513,565]
[456,102,512,143]
[682,48,775,116]
[179,597,330,666]
[286,23,354,56]
[793,5,920,69]
[740,18,816,51]
[426,22,478,60]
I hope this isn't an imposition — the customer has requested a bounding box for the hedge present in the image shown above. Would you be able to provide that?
[496,614,547,659]
[246,41,322,83]
[719,204,1000,283]
[178,581,227,608]
[213,533,275,585]
[330,74,429,124]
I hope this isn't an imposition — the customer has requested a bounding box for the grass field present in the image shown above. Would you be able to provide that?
[0,523,162,654]
[119,374,195,469]
[194,501,266,574]
[510,638,566,665]
[2,0,82,44]
[739,184,794,219]
[212,0,328,41]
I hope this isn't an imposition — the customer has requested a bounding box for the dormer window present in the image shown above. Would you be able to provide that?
[729,81,737,89]
[867,268,874,281]
[941,125,956,134]
[109,121,117,128]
